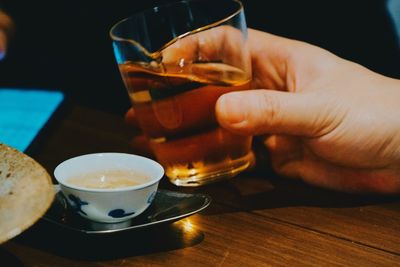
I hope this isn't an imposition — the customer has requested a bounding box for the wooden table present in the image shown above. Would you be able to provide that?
[1,105,400,266]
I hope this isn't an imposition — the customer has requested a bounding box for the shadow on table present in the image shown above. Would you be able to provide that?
[0,247,25,267]
[165,167,400,215]
[13,219,204,261]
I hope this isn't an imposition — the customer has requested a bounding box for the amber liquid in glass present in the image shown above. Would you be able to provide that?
[120,61,253,186]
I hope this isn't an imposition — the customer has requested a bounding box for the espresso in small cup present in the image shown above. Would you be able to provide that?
[66,169,151,189]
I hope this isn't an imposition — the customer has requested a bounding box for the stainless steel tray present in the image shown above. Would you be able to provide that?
[41,189,211,234]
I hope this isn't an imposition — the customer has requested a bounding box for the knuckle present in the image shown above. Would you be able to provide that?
[256,92,281,133]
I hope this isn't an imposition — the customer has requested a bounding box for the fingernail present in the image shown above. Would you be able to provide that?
[217,92,246,124]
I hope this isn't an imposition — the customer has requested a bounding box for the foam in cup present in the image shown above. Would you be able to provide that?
[66,169,151,189]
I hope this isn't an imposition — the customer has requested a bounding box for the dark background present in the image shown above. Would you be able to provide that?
[1,0,399,115]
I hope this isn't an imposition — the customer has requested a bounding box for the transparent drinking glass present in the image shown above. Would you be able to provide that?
[110,0,253,186]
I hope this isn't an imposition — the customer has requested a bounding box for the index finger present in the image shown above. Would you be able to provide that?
[124,107,140,128]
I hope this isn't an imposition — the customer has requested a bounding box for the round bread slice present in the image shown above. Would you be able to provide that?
[0,143,54,244]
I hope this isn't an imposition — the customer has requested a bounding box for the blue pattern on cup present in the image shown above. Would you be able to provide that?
[68,194,88,215]
[108,209,136,218]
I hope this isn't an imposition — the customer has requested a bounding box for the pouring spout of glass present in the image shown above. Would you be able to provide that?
[109,0,247,69]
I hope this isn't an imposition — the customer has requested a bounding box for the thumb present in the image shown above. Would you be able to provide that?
[216,90,336,137]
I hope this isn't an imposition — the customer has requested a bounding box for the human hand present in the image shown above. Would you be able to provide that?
[216,29,400,194]
[0,10,14,60]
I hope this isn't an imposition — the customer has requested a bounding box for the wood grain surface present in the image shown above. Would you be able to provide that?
[1,106,399,267]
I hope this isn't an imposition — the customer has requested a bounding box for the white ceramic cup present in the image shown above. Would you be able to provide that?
[54,153,164,223]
